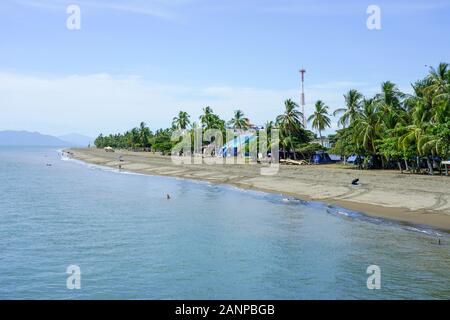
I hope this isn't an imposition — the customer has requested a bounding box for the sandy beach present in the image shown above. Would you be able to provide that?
[68,148,450,231]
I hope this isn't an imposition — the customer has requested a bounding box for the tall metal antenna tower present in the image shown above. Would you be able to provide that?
[299,68,306,127]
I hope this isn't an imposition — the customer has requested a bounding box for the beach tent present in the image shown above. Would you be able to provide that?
[312,151,333,164]
[346,155,365,166]
[328,154,341,162]
[222,133,257,157]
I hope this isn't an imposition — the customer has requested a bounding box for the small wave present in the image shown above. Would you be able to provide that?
[337,210,350,217]
[58,153,148,177]
[326,207,361,219]
[117,170,146,177]
[403,226,442,237]
[282,197,303,204]
[324,204,446,238]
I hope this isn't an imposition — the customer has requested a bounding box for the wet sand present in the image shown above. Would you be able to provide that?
[68,148,450,231]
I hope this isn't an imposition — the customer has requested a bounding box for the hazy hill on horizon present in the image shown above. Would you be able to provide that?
[58,133,94,147]
[0,130,89,146]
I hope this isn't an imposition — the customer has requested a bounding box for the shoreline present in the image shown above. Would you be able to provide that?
[66,148,450,232]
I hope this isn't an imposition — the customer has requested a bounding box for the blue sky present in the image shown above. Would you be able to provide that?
[1,0,449,137]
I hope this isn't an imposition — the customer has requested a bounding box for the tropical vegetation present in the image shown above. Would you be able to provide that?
[95,63,449,172]
[331,63,449,172]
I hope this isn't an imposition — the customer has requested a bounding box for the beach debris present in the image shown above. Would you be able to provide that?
[351,178,359,185]
[280,159,310,165]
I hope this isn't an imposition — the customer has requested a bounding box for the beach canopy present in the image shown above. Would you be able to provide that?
[222,133,257,156]
[312,152,333,164]
[329,154,341,161]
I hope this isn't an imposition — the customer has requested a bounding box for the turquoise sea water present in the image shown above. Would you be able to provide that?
[0,147,449,299]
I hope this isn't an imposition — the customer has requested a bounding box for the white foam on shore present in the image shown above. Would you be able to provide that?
[325,205,445,237]
[404,226,442,237]
[59,151,147,177]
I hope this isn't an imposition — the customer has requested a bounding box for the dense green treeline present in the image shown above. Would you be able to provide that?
[331,63,449,170]
[95,63,449,169]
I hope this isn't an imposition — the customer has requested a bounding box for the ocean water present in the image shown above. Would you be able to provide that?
[0,147,449,300]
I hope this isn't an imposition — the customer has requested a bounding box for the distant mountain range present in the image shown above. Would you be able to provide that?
[57,133,94,147]
[0,130,94,147]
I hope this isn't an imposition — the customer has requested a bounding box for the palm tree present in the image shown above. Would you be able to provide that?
[427,63,450,124]
[263,120,275,150]
[376,81,404,110]
[190,121,199,129]
[228,110,249,131]
[276,99,303,131]
[264,120,274,131]
[333,89,363,128]
[308,100,331,146]
[354,98,381,156]
[199,106,214,129]
[138,122,151,148]
[276,99,303,159]
[264,120,274,137]
[172,111,191,129]
[199,106,225,130]
[129,127,140,148]
[376,81,406,130]
[198,106,225,149]
[399,90,448,174]
[427,62,449,96]
[279,135,292,160]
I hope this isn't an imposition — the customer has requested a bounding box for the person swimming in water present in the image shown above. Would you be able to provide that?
[166,194,171,199]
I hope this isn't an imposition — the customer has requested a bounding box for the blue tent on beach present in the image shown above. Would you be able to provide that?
[312,151,333,164]
[222,134,257,157]
[329,154,341,162]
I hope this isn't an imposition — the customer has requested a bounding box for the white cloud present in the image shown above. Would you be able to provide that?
[12,0,449,19]
[12,0,188,19]
[260,0,450,16]
[0,72,386,137]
